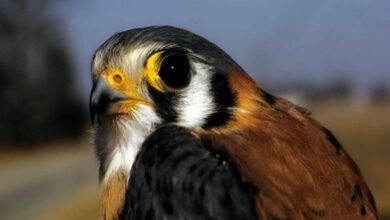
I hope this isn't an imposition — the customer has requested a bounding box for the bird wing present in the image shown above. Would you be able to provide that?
[201,93,378,220]
[120,125,259,220]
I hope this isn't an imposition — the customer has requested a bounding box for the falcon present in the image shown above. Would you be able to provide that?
[89,26,378,220]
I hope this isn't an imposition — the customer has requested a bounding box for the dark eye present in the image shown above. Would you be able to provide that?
[159,54,191,89]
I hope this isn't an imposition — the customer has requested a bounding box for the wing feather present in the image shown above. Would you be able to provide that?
[120,125,258,220]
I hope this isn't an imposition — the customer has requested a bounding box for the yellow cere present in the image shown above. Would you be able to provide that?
[106,69,125,87]
[144,52,164,92]
[102,68,143,102]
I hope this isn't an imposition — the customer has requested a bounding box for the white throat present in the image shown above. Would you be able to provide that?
[94,104,161,184]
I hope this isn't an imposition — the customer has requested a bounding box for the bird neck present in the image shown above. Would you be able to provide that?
[95,105,161,220]
[99,130,149,220]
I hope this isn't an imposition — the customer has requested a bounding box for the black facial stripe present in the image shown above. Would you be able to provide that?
[203,72,236,129]
[147,84,179,123]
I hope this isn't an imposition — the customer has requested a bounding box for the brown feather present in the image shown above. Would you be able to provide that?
[101,170,127,220]
[197,70,378,220]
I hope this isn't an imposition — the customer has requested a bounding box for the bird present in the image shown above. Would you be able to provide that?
[89,26,378,220]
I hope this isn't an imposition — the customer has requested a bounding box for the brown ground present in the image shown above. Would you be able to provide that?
[0,139,100,220]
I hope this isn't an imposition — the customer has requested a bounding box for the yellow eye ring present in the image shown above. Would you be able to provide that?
[144,52,164,92]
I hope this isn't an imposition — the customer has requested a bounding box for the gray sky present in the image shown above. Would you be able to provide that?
[54,0,390,98]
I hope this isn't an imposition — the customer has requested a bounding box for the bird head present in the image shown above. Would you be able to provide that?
[90,26,245,130]
[90,26,268,184]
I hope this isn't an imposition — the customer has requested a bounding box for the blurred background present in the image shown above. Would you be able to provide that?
[0,0,389,219]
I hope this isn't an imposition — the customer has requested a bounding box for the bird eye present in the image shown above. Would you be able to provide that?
[158,54,191,89]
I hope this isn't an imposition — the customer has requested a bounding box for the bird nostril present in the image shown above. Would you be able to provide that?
[113,74,123,84]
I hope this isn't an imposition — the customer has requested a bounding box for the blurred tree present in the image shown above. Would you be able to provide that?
[0,0,87,146]
[326,77,353,99]
[370,81,390,103]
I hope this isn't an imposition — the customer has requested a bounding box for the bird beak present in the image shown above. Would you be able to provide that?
[89,77,127,124]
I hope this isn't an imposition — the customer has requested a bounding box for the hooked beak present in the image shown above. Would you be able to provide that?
[89,77,126,124]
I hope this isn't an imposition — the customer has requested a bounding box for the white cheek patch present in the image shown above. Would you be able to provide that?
[96,104,161,184]
[176,62,215,128]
